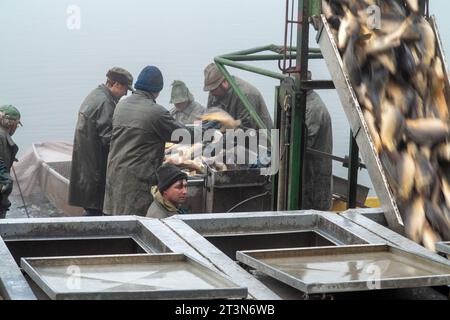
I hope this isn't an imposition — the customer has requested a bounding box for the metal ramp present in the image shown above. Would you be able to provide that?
[316,14,450,234]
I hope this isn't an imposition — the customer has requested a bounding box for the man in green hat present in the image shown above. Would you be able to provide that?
[170,80,205,124]
[0,105,21,219]
[69,67,134,216]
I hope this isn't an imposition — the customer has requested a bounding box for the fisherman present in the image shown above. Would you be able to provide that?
[0,105,21,219]
[146,163,188,218]
[303,71,333,211]
[68,67,134,216]
[170,80,205,124]
[203,63,273,131]
[103,66,188,216]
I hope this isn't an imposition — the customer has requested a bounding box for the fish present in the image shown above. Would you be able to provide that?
[363,109,382,153]
[375,49,397,75]
[424,200,450,240]
[404,197,426,243]
[415,17,436,66]
[338,8,359,51]
[379,150,399,190]
[323,0,341,31]
[411,67,428,101]
[165,158,205,174]
[201,109,241,130]
[430,58,449,120]
[405,0,419,13]
[363,17,412,54]
[421,222,440,251]
[386,81,417,116]
[396,43,417,80]
[397,150,416,200]
[364,63,389,122]
[441,176,450,209]
[380,0,407,19]
[343,34,365,86]
[380,100,405,153]
[414,153,435,196]
[355,83,374,112]
[405,118,450,146]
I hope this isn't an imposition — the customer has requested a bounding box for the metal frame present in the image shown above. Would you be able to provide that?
[236,244,450,294]
[21,253,248,300]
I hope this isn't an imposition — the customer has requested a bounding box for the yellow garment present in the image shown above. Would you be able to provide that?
[150,186,179,213]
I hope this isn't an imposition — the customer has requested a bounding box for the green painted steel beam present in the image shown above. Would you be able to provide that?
[215,57,288,81]
[222,54,323,61]
[225,45,275,56]
[309,0,321,16]
[270,45,321,54]
[214,61,271,135]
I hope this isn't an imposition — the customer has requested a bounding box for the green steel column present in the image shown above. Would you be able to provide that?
[347,131,359,209]
[309,0,321,16]
[288,0,310,210]
[272,86,281,210]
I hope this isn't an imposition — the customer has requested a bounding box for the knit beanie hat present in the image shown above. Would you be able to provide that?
[156,163,188,193]
[134,66,164,93]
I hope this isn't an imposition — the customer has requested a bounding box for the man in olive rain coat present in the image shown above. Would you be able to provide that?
[303,73,333,211]
[0,105,21,219]
[170,80,205,124]
[203,63,273,131]
[103,66,187,216]
[68,67,134,216]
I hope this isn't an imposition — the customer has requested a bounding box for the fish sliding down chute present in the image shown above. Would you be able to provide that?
[322,0,450,250]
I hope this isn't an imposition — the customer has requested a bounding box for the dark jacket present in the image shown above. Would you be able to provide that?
[170,100,205,124]
[0,126,18,214]
[207,77,273,130]
[303,90,333,211]
[68,85,118,210]
[103,90,185,216]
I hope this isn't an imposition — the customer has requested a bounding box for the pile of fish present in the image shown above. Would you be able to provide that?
[164,142,228,175]
[323,0,450,250]
[164,109,241,175]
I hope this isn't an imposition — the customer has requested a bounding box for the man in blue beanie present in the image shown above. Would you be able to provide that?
[103,66,188,216]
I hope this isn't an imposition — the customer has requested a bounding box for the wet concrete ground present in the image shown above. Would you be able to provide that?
[6,192,64,219]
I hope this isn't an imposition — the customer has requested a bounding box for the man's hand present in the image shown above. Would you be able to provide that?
[0,181,12,194]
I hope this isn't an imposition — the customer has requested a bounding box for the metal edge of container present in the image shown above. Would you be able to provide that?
[0,216,140,240]
[435,242,450,256]
[174,211,387,246]
[20,253,248,300]
[162,217,282,300]
[137,218,217,268]
[236,244,450,294]
[171,211,318,236]
[340,210,450,266]
[0,236,37,300]
[316,14,403,232]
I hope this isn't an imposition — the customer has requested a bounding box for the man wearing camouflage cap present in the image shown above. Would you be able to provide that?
[170,80,205,124]
[203,63,273,131]
[69,67,134,216]
[0,105,21,218]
